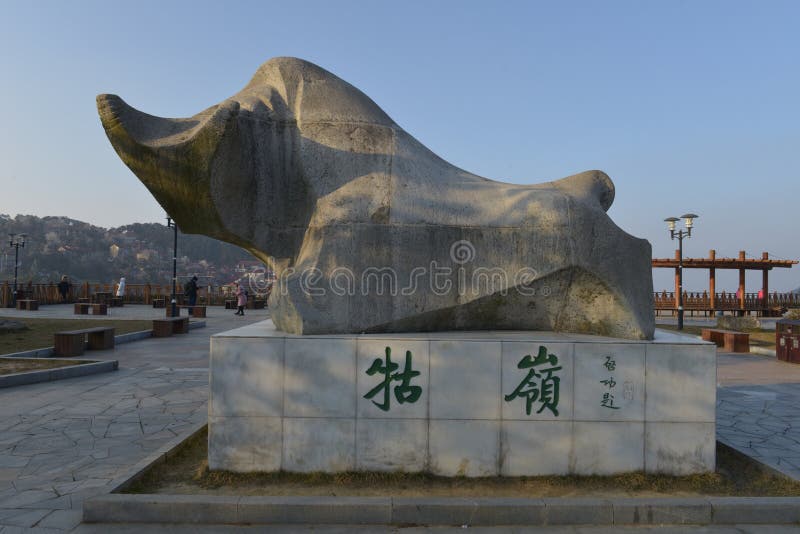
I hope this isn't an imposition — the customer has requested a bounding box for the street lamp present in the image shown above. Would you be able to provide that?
[664,214,699,330]
[8,233,27,307]
[166,215,178,318]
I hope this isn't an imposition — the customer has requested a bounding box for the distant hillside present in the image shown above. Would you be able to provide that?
[0,214,257,285]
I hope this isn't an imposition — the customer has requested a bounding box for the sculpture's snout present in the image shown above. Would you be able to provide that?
[96,94,239,234]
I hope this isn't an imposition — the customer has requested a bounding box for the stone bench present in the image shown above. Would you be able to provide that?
[16,299,38,311]
[74,303,108,316]
[701,328,750,353]
[54,326,115,357]
[152,317,190,337]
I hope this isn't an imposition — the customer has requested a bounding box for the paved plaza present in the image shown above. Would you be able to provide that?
[0,304,266,532]
[0,307,798,531]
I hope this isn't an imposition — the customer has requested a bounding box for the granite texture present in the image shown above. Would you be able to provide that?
[98,57,654,340]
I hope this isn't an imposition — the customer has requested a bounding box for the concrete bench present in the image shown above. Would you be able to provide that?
[74,303,107,316]
[54,326,115,357]
[152,317,189,337]
[701,328,750,353]
[16,299,38,311]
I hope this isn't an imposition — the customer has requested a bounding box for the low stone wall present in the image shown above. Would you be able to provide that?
[209,321,716,476]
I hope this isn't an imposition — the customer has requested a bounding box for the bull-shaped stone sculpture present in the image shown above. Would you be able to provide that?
[97,57,654,339]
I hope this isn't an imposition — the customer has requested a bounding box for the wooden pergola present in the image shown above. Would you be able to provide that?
[652,250,798,314]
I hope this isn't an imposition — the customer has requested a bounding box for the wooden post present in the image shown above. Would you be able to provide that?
[1,281,9,308]
[762,252,769,314]
[738,250,746,314]
[708,249,716,312]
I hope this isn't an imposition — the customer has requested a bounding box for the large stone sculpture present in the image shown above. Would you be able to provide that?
[97,57,654,339]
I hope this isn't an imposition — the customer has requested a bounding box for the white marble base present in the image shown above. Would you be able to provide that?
[209,321,716,476]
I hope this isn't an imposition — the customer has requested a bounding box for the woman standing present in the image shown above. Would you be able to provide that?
[115,277,126,297]
[235,282,247,316]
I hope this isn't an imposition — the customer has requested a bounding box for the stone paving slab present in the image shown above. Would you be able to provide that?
[716,351,800,482]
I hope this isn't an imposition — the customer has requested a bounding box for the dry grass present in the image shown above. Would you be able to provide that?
[659,324,776,350]
[0,358,87,375]
[0,317,152,355]
[125,428,800,498]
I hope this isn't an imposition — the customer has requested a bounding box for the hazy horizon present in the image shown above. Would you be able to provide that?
[1,0,798,292]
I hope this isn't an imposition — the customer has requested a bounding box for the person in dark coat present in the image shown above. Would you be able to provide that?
[184,276,202,314]
[57,275,71,303]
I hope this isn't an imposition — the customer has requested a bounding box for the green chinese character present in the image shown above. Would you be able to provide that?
[504,345,562,416]
[364,347,422,412]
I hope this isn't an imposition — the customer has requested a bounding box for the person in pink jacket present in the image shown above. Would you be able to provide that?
[235,283,247,316]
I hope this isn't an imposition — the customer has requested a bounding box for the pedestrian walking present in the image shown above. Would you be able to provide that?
[235,282,247,316]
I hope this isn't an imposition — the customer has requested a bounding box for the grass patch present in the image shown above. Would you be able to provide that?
[125,427,800,498]
[0,316,152,355]
[659,324,776,350]
[0,358,87,375]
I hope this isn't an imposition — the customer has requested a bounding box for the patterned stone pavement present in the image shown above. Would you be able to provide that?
[716,351,800,482]
[0,304,265,532]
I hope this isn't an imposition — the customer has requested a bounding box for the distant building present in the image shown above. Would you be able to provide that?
[136,249,158,262]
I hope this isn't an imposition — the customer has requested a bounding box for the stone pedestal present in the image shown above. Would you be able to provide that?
[209,321,716,476]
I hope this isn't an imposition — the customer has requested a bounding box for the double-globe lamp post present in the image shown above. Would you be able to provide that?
[8,233,27,307]
[166,215,178,318]
[663,214,699,331]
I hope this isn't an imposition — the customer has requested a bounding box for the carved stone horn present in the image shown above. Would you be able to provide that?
[96,94,239,236]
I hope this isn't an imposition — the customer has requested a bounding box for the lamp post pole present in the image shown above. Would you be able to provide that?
[8,234,26,307]
[664,214,698,331]
[167,216,178,318]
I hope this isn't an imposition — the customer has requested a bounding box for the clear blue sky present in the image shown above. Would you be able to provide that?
[0,0,798,291]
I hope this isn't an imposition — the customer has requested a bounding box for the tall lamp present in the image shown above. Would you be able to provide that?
[166,215,178,318]
[8,233,27,307]
[664,214,699,330]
